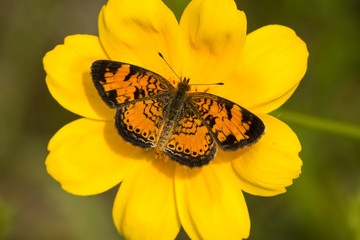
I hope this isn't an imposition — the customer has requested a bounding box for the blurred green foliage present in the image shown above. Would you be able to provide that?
[0,0,359,239]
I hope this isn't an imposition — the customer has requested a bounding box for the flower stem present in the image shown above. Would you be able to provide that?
[275,110,360,140]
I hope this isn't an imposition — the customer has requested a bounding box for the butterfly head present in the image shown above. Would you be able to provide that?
[178,77,191,92]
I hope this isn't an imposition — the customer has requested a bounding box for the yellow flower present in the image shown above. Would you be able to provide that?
[43,0,308,239]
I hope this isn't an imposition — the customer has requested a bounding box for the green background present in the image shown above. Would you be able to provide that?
[1,0,359,239]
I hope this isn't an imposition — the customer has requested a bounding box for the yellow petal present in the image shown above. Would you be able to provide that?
[98,0,181,80]
[46,118,145,195]
[180,0,247,87]
[175,163,250,240]
[229,114,302,196]
[44,34,115,120]
[222,25,309,113]
[113,157,180,240]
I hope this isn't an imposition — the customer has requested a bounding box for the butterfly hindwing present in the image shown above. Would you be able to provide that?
[91,60,174,108]
[115,96,171,148]
[163,103,217,167]
[189,92,265,151]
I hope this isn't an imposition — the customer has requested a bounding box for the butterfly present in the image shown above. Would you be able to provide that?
[91,59,265,168]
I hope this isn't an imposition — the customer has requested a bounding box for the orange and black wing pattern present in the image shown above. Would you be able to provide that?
[91,60,174,108]
[91,60,265,167]
[163,103,217,167]
[189,92,265,151]
[116,97,171,149]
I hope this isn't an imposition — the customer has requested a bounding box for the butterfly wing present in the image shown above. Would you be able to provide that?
[91,60,174,108]
[115,96,171,148]
[91,60,174,148]
[188,92,265,151]
[162,103,217,167]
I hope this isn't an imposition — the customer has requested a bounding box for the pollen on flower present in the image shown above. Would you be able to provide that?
[168,77,176,85]
[155,149,169,162]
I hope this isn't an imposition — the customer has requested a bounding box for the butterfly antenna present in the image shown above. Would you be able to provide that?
[158,52,181,81]
[189,82,224,86]
[158,52,224,86]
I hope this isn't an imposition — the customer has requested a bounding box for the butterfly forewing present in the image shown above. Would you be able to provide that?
[163,104,217,167]
[189,93,265,151]
[91,60,174,108]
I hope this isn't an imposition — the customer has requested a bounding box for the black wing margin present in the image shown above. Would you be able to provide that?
[188,92,265,151]
[162,104,217,168]
[91,60,174,108]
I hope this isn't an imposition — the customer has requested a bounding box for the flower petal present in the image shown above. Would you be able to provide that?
[46,118,144,195]
[229,114,302,196]
[44,34,115,120]
[222,25,309,113]
[113,157,180,240]
[180,0,247,86]
[175,163,250,240]
[98,0,182,79]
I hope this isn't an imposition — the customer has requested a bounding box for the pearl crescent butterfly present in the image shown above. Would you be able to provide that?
[91,59,265,168]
